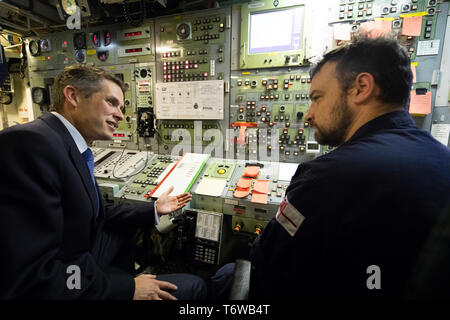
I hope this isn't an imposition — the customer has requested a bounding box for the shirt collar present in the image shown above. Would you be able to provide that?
[345,110,416,144]
[51,111,88,154]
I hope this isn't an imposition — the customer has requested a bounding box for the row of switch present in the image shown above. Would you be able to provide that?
[194,24,225,31]
[238,76,311,87]
[194,34,221,42]
[187,49,208,55]
[339,9,372,19]
[279,133,306,141]
[340,2,372,11]
[164,60,208,66]
[161,51,181,58]
[162,49,221,58]
[163,66,200,73]
[162,123,218,129]
[265,144,307,156]
[163,72,209,79]
[192,17,221,25]
[233,223,265,235]
[260,93,309,101]
[162,78,212,82]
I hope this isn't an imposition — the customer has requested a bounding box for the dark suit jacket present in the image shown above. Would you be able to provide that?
[0,112,156,299]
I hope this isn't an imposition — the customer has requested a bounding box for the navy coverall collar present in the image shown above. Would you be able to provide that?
[345,110,416,145]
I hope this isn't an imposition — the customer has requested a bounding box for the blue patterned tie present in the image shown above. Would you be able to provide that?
[82,148,99,217]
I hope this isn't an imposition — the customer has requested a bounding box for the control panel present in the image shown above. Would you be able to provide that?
[114,154,180,203]
[190,157,237,213]
[155,8,231,83]
[335,0,441,61]
[222,160,286,222]
[154,7,231,155]
[93,148,153,181]
[229,68,330,163]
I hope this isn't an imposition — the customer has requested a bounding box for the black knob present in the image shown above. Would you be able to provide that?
[297,112,304,120]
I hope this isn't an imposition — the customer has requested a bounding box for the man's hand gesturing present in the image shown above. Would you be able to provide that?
[155,186,192,215]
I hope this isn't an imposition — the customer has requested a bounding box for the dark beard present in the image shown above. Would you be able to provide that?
[313,96,354,147]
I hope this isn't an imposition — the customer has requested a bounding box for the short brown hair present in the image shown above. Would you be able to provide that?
[51,65,127,111]
[310,37,412,109]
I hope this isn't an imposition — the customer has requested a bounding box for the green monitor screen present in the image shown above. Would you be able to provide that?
[249,7,303,54]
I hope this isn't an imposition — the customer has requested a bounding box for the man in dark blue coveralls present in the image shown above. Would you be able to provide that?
[247,37,450,299]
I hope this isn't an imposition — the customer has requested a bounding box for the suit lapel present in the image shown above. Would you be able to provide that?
[39,112,99,219]
[69,147,99,217]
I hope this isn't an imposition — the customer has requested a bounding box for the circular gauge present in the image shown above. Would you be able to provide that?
[393,20,402,28]
[177,23,191,40]
[103,30,112,46]
[97,51,109,62]
[92,32,101,47]
[31,87,48,105]
[75,50,85,63]
[40,39,51,52]
[29,40,41,56]
[74,33,86,50]
[140,69,147,78]
[60,0,77,16]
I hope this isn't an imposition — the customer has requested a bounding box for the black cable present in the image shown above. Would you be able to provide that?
[111,143,152,180]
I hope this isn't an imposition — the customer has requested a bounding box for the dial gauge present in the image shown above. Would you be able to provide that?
[31,87,48,105]
[29,40,41,56]
[177,23,191,40]
[61,0,77,16]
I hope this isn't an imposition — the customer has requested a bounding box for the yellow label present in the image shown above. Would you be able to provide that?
[400,11,428,18]
[86,49,97,55]
[37,56,46,61]
[375,17,395,21]
[241,72,251,75]
[411,62,418,67]
[108,66,116,69]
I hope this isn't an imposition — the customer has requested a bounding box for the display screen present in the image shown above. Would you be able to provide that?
[125,48,143,53]
[95,151,115,166]
[307,142,319,150]
[125,31,142,37]
[249,7,303,54]
[113,133,125,138]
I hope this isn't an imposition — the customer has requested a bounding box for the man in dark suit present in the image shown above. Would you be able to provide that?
[0,65,206,300]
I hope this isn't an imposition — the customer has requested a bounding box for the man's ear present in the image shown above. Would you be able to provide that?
[349,72,376,104]
[63,85,79,108]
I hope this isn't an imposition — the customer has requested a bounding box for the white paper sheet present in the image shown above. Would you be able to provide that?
[195,178,228,197]
[417,40,440,56]
[431,123,450,146]
[151,153,210,198]
[278,162,299,182]
[195,211,222,242]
